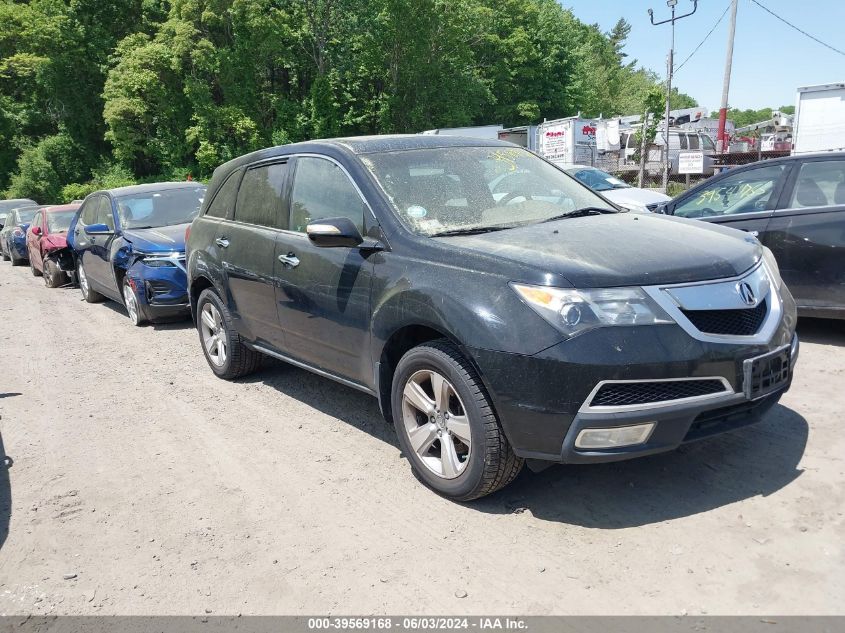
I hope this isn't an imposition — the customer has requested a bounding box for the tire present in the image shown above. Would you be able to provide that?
[10,253,24,267]
[43,258,67,288]
[77,261,104,303]
[2,249,9,262]
[196,288,261,379]
[122,278,146,326]
[30,257,42,277]
[391,340,523,501]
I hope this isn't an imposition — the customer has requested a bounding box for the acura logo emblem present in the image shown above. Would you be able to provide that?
[738,282,757,306]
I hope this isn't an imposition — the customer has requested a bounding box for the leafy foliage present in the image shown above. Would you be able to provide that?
[1,0,699,200]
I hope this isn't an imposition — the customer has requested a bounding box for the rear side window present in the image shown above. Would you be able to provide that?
[206,170,241,219]
[234,162,289,229]
[688,134,700,150]
[290,157,365,233]
[679,134,688,150]
[789,160,845,208]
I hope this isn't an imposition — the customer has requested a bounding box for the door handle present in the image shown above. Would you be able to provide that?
[215,237,230,248]
[278,253,300,268]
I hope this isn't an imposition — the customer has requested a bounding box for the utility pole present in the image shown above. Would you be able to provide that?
[649,0,698,192]
[717,0,739,153]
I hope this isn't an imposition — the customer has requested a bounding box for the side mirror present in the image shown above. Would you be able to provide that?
[31,226,42,236]
[84,223,113,235]
[306,217,363,248]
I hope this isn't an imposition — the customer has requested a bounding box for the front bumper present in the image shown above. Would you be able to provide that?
[126,260,190,322]
[470,309,797,464]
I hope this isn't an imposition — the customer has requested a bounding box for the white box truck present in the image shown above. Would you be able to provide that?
[792,82,845,154]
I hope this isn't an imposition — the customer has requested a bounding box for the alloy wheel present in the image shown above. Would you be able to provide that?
[78,264,89,298]
[200,302,227,367]
[123,282,140,325]
[401,369,472,480]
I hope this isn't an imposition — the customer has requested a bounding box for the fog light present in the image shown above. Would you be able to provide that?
[575,422,656,449]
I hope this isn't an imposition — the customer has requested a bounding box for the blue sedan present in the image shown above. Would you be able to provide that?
[68,182,206,326]
[1,206,40,264]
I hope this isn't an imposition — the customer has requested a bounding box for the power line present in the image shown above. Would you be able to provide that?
[674,3,731,74]
[749,0,845,57]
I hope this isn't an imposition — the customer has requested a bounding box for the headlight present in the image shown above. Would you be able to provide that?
[762,247,782,288]
[511,283,674,337]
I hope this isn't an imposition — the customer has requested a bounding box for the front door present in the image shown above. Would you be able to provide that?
[77,195,119,297]
[217,160,289,350]
[672,162,791,238]
[764,158,845,311]
[274,156,375,385]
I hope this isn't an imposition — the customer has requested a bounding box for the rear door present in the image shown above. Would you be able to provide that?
[273,155,375,385]
[671,162,791,236]
[216,160,289,350]
[763,157,845,312]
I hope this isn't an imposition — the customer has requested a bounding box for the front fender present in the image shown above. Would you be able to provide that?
[370,276,563,360]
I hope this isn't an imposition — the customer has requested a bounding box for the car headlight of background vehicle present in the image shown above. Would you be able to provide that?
[511,283,674,337]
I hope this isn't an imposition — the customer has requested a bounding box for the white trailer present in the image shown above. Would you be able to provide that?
[536,117,605,166]
[792,82,845,154]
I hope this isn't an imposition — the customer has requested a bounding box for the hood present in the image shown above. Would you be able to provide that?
[443,213,761,288]
[42,233,68,252]
[122,224,188,253]
[602,187,671,209]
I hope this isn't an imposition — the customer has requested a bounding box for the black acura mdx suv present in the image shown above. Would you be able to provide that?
[186,135,798,500]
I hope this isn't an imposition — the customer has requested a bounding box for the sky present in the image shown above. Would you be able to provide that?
[562,0,845,112]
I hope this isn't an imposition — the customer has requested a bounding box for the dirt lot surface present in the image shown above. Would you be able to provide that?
[0,264,843,616]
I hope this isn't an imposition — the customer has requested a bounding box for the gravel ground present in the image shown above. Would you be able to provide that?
[0,263,842,615]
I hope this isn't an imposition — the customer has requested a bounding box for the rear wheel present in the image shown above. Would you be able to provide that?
[122,279,146,326]
[197,288,261,379]
[391,340,523,501]
[77,262,103,303]
[43,258,67,288]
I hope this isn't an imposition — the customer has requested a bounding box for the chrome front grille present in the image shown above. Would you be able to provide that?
[681,300,768,336]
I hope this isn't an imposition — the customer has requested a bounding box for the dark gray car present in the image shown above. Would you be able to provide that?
[187,135,798,500]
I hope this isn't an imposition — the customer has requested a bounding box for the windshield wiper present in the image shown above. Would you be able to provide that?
[541,207,617,223]
[430,225,513,237]
[127,225,154,230]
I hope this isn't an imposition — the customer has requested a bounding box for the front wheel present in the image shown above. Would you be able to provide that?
[391,340,523,501]
[122,279,146,326]
[29,257,42,277]
[77,262,103,303]
[196,288,261,379]
[43,258,67,288]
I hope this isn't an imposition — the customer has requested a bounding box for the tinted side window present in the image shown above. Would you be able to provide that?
[234,163,288,229]
[96,197,115,230]
[788,160,845,208]
[688,134,700,150]
[675,165,785,218]
[80,197,99,225]
[290,157,365,233]
[679,134,688,150]
[206,170,241,219]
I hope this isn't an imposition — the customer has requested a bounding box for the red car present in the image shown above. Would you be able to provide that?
[26,203,80,287]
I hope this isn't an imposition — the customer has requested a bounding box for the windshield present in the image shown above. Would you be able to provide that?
[16,208,37,223]
[46,210,77,233]
[361,147,613,236]
[116,187,206,229]
[568,168,630,192]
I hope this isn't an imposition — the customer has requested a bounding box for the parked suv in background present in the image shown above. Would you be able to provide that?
[656,152,845,320]
[187,136,797,500]
[69,182,206,325]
